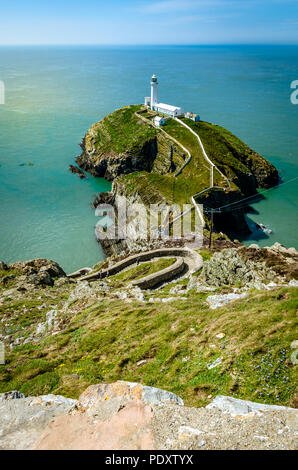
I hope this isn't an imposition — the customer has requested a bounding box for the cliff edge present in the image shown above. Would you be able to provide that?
[77,105,278,198]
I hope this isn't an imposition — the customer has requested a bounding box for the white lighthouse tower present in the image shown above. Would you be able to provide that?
[150,74,158,110]
[144,74,184,118]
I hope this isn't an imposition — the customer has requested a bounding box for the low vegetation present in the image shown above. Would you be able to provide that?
[0,255,297,409]
[80,105,277,210]
[94,105,157,155]
[108,258,176,287]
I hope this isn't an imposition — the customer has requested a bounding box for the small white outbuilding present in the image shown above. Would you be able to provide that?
[185,112,200,122]
[153,116,166,127]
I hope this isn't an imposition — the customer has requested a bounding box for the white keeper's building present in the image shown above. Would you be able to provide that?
[144,74,184,118]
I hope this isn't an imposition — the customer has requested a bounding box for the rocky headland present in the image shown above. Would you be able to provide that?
[0,107,296,450]
[76,105,279,256]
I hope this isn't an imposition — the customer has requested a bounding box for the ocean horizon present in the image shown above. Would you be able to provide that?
[0,45,297,272]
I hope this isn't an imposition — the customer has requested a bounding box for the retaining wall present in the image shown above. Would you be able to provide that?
[79,247,202,282]
[131,257,185,289]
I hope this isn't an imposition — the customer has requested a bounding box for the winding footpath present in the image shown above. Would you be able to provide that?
[70,113,232,288]
[174,117,231,189]
[68,247,203,289]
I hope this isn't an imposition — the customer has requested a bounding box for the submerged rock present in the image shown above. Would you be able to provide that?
[69,164,87,179]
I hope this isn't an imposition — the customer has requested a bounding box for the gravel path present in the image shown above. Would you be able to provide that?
[152,404,298,450]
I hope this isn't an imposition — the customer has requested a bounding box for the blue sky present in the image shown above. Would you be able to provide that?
[0,0,298,45]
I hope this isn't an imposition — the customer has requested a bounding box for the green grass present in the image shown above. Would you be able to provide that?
[109,258,176,286]
[181,118,276,190]
[116,114,238,206]
[88,106,275,209]
[0,277,297,408]
[92,105,157,155]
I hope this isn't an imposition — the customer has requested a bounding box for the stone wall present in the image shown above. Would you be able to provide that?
[132,257,185,289]
[78,247,202,283]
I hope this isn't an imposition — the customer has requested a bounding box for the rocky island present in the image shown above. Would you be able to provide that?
[0,105,297,450]
[77,105,278,256]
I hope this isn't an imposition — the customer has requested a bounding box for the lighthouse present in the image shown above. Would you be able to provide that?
[144,74,184,118]
[150,74,158,110]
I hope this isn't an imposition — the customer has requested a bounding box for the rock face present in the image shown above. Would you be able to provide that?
[7,259,66,287]
[0,392,76,450]
[77,106,185,181]
[0,382,297,450]
[76,105,279,252]
[201,248,276,287]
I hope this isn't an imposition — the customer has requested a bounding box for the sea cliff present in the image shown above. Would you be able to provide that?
[76,105,278,255]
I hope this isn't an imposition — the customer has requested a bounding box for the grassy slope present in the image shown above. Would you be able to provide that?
[116,113,246,206]
[0,261,297,408]
[89,106,276,208]
[183,119,252,176]
[93,105,157,155]
[108,258,176,287]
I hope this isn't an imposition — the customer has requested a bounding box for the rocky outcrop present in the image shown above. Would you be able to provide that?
[207,395,298,416]
[76,106,185,181]
[69,164,87,179]
[0,391,76,450]
[236,146,279,189]
[7,259,66,287]
[239,242,298,281]
[0,382,297,450]
[200,248,277,287]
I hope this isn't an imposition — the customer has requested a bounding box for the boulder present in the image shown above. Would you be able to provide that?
[9,259,66,287]
[0,383,297,450]
[77,381,184,411]
[0,392,76,450]
[207,395,297,416]
[33,382,183,450]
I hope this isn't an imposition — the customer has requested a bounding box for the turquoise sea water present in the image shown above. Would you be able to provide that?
[0,46,297,272]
